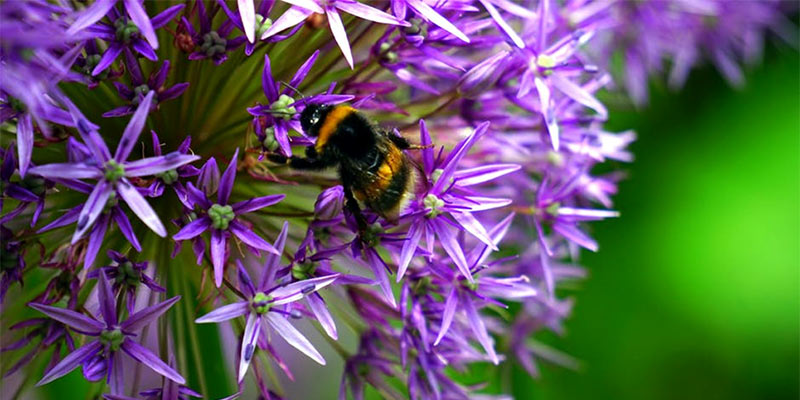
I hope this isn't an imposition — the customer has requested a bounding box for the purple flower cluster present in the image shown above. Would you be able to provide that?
[0,0,792,398]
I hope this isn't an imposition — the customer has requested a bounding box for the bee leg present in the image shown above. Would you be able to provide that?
[342,186,367,232]
[267,153,331,170]
[388,134,433,150]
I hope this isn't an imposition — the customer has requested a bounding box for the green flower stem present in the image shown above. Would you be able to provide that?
[254,346,284,395]
[312,319,352,360]
[129,288,158,398]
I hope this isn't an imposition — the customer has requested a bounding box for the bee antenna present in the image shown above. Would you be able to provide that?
[279,81,306,99]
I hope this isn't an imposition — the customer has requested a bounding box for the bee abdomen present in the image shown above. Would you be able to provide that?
[368,161,412,214]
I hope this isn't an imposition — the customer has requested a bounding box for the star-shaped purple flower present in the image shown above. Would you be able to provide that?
[396,120,519,282]
[196,222,338,382]
[0,92,73,177]
[30,272,184,394]
[67,0,174,51]
[103,52,189,118]
[179,0,246,65]
[88,250,166,314]
[83,4,185,75]
[29,91,200,244]
[173,148,284,287]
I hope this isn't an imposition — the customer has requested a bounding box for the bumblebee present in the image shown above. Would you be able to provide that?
[268,104,424,228]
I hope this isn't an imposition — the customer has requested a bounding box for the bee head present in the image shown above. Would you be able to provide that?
[300,103,332,137]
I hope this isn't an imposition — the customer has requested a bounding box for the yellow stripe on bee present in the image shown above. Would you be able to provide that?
[373,145,403,191]
[315,105,355,153]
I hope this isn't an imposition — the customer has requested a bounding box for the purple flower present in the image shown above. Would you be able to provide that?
[67,0,169,51]
[179,0,246,65]
[0,226,26,302]
[29,92,200,245]
[103,356,201,400]
[88,250,165,314]
[1,316,75,378]
[428,214,536,364]
[528,173,619,294]
[0,1,84,140]
[0,92,73,177]
[391,0,470,43]
[35,171,143,270]
[509,0,608,151]
[396,121,518,282]
[73,40,126,89]
[83,4,185,75]
[146,131,200,198]
[247,51,353,156]
[103,53,189,117]
[30,272,184,394]
[195,222,338,382]
[477,0,536,49]
[172,148,284,287]
[218,0,303,56]
[0,143,52,227]
[263,0,409,68]
[286,231,369,339]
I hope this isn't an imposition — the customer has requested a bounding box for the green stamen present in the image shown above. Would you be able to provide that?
[104,160,125,182]
[545,201,561,217]
[115,261,141,287]
[208,204,234,230]
[156,169,179,185]
[361,222,383,247]
[261,127,279,152]
[270,94,296,121]
[251,292,272,314]
[100,328,125,352]
[114,19,139,43]
[255,14,273,38]
[131,85,154,106]
[423,194,445,218]
[536,54,557,69]
[292,260,317,280]
[200,31,228,58]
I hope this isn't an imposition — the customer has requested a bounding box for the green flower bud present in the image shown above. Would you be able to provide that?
[104,160,125,182]
[156,169,179,185]
[251,292,272,314]
[208,204,235,230]
[424,194,445,218]
[100,329,125,352]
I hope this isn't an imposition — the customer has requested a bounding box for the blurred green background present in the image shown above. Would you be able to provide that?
[511,47,799,399]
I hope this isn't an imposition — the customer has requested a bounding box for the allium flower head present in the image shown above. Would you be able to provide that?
[1,0,789,398]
